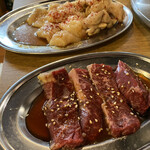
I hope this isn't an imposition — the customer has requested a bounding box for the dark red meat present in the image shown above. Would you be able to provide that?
[69,68,103,142]
[115,60,150,115]
[87,64,140,137]
[38,68,83,150]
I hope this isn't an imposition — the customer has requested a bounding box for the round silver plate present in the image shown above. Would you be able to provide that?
[0,52,150,150]
[131,0,150,27]
[0,0,133,54]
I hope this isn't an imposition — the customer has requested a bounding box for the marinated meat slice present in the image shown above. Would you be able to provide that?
[87,64,140,137]
[115,60,150,115]
[69,68,103,142]
[38,68,83,150]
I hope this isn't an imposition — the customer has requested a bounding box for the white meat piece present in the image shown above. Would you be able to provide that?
[107,2,125,22]
[59,15,86,39]
[48,3,60,11]
[27,8,48,28]
[101,10,117,28]
[50,30,80,47]
[84,11,104,28]
[47,1,86,23]
[36,21,60,42]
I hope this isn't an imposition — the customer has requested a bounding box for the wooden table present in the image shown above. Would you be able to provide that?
[0,0,150,99]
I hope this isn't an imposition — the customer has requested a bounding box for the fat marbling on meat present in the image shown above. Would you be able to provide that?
[38,68,83,150]
[115,60,150,115]
[87,64,140,137]
[69,68,103,142]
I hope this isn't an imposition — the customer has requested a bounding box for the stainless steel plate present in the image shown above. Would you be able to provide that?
[0,0,133,54]
[131,0,150,27]
[0,52,150,150]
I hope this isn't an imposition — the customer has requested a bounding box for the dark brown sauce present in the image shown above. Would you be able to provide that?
[26,91,50,142]
[26,73,150,144]
[13,23,47,46]
[12,22,124,47]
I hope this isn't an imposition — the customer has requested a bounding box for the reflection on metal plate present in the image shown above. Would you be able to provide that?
[131,0,150,27]
[0,52,150,150]
[0,0,133,54]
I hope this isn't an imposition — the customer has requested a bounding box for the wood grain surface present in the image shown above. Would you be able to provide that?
[0,0,150,98]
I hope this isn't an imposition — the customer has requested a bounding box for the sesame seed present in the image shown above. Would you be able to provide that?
[78,117,80,120]
[96,73,99,76]
[95,119,98,122]
[86,101,89,104]
[128,81,130,84]
[120,99,123,103]
[69,65,72,68]
[130,112,134,115]
[111,88,114,90]
[115,106,118,109]
[121,85,124,88]
[82,75,87,78]
[90,95,93,98]
[65,114,68,117]
[44,113,46,116]
[57,104,59,107]
[54,99,57,101]
[51,119,54,122]
[102,65,105,67]
[62,78,64,80]
[101,69,104,71]
[90,88,93,91]
[57,108,60,111]
[45,123,48,127]
[112,110,115,113]
[126,73,129,75]
[106,128,109,131]
[70,98,74,101]
[44,107,47,110]
[132,89,135,93]
[114,101,117,105]
[84,95,87,97]
[107,87,110,90]
[97,93,100,95]
[89,120,92,124]
[69,105,72,107]
[99,128,103,132]
[108,72,111,75]
[53,122,56,125]
[75,104,78,108]
[136,63,138,66]
[60,100,63,103]
[111,95,114,98]
[111,91,115,94]
[84,104,86,107]
[117,92,120,96]
[64,96,68,99]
